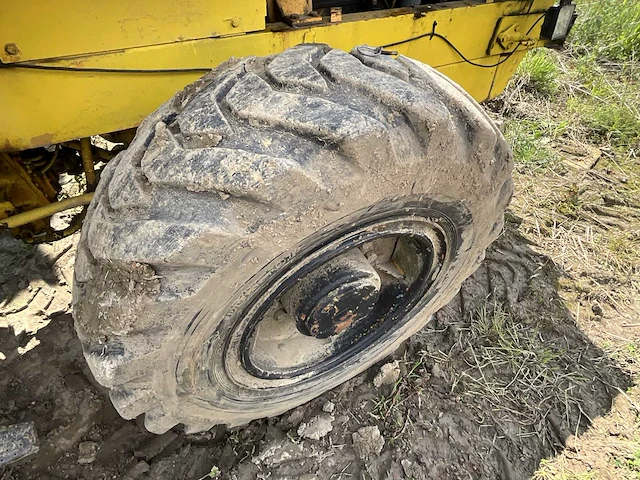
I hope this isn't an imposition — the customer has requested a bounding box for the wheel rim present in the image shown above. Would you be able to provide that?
[224,208,454,390]
[178,197,470,404]
[238,220,444,380]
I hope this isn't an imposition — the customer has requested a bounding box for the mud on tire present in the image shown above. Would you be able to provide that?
[72,44,513,434]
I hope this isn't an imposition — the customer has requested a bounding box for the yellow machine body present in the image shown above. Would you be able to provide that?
[0,0,563,240]
[1,0,555,152]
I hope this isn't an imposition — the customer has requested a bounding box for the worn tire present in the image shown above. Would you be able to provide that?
[72,44,513,434]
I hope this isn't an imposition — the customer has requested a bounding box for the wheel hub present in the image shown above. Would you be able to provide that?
[281,249,381,339]
[215,207,458,384]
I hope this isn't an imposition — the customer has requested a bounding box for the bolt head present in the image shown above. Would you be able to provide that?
[4,43,19,56]
[231,18,240,27]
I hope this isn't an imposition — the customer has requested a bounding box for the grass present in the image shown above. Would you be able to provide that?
[503,0,640,174]
[452,304,587,443]
[371,356,426,436]
[503,119,560,172]
[567,54,640,146]
[570,0,640,62]
[516,49,561,96]
[370,2,639,475]
[613,448,640,477]
[506,51,640,171]
[496,2,640,477]
[514,170,640,277]
[534,459,600,480]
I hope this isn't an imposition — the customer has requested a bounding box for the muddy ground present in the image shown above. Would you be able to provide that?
[1,167,636,480]
[2,61,640,478]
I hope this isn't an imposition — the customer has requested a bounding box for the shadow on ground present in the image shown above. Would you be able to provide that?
[0,216,630,480]
[0,233,64,304]
[0,232,76,343]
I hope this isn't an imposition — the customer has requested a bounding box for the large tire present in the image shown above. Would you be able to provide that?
[72,44,512,434]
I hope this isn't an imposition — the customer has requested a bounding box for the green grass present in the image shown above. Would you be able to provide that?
[516,49,561,96]
[567,55,640,146]
[612,449,640,478]
[565,1,640,147]
[507,0,640,156]
[453,304,585,439]
[503,119,560,172]
[505,20,640,171]
[570,0,640,62]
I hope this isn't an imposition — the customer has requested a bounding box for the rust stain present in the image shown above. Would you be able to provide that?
[30,133,54,149]
[333,311,358,334]
[309,322,320,337]
[0,138,16,153]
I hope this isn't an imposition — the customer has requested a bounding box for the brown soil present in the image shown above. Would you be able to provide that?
[1,178,636,480]
[2,66,639,478]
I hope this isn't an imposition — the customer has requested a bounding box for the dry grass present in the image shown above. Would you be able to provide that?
[451,303,589,447]
[493,5,640,474]
[534,458,599,480]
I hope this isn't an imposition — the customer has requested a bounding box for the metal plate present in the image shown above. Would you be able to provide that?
[487,13,546,56]
[0,422,39,467]
[0,0,266,63]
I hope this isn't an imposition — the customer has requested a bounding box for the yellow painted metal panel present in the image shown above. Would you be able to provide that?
[0,0,555,151]
[438,62,497,101]
[0,0,266,63]
[489,50,528,98]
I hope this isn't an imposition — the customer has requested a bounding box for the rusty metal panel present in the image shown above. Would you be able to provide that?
[276,0,313,16]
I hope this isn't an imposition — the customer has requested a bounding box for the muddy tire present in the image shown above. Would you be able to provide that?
[72,44,513,434]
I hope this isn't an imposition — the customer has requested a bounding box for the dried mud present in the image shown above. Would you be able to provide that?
[0,212,628,479]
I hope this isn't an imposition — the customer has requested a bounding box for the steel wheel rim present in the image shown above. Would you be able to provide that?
[225,214,448,388]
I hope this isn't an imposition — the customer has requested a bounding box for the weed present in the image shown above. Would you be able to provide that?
[516,49,560,96]
[556,183,582,218]
[198,466,221,480]
[570,0,640,61]
[372,356,425,429]
[504,119,559,171]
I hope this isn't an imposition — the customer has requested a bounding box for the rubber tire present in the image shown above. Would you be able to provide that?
[72,44,513,434]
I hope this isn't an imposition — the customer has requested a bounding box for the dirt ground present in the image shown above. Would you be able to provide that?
[1,151,638,480]
[2,75,640,479]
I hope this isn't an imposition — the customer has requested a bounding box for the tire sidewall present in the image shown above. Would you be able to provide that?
[172,193,481,422]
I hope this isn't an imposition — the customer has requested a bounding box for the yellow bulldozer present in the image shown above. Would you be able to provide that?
[0,0,576,433]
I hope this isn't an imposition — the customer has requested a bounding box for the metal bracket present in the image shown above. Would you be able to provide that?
[487,14,541,55]
[275,0,323,26]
